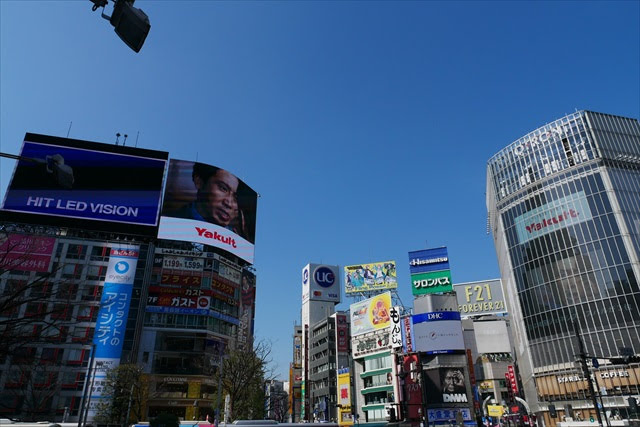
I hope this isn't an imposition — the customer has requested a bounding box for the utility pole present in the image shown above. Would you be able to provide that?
[574,322,603,427]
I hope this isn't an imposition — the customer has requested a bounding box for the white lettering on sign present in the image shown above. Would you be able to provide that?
[414,276,450,288]
[410,257,448,266]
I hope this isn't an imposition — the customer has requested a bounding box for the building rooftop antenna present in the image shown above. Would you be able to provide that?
[135,131,140,147]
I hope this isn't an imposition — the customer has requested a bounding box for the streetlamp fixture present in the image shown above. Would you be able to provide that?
[90,0,150,53]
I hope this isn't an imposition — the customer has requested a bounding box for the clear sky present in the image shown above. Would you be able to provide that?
[1,0,639,380]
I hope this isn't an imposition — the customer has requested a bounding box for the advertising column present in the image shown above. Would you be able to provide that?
[86,246,140,420]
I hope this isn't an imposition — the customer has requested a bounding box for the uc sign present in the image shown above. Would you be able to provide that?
[315,266,335,288]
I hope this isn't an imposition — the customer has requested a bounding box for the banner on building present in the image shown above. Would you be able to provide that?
[89,245,140,419]
[424,367,469,404]
[0,234,55,272]
[338,369,353,426]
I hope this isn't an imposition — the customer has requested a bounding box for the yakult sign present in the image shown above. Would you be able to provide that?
[514,191,593,244]
[302,263,341,303]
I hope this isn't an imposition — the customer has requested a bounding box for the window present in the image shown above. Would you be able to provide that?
[90,246,110,261]
[62,263,83,279]
[87,265,107,281]
[65,244,87,260]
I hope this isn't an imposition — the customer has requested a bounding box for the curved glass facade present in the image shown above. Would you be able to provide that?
[487,111,640,413]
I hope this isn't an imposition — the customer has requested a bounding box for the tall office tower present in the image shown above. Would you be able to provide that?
[486,111,640,422]
[300,263,340,421]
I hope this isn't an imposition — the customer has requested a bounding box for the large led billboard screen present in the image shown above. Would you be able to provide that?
[344,261,397,294]
[350,291,391,336]
[1,133,168,235]
[158,159,258,264]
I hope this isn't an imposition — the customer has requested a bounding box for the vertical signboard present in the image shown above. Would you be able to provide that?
[338,369,353,426]
[238,269,256,351]
[390,306,402,349]
[408,247,452,295]
[507,365,519,394]
[88,245,140,419]
[402,316,414,353]
[336,314,349,353]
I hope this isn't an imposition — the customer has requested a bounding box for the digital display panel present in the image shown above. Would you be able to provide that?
[1,133,168,236]
[158,159,258,264]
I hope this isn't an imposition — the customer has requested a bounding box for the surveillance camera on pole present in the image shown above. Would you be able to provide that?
[90,0,150,53]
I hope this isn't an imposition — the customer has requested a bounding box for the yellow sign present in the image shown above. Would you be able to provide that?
[488,405,504,417]
[338,372,353,426]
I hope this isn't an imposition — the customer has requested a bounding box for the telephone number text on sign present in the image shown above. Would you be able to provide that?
[163,256,204,271]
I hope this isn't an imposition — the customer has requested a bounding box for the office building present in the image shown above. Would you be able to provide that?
[486,111,640,422]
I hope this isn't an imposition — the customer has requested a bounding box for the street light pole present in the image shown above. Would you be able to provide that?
[574,321,603,427]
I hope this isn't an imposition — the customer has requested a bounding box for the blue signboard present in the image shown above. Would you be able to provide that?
[408,247,449,275]
[2,136,167,228]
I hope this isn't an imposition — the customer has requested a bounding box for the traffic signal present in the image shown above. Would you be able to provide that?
[609,355,640,364]
[548,404,557,418]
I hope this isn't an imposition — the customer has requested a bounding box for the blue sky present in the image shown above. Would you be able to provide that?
[1,1,638,380]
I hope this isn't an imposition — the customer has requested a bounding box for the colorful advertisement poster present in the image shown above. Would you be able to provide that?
[1,134,167,234]
[158,159,258,264]
[350,291,391,336]
[412,311,464,354]
[89,246,140,419]
[408,247,449,275]
[514,191,593,244]
[454,279,507,317]
[423,367,469,404]
[344,261,397,294]
[411,270,453,295]
[0,234,55,272]
[338,370,353,426]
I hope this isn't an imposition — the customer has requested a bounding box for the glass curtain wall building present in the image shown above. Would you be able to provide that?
[486,111,640,420]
